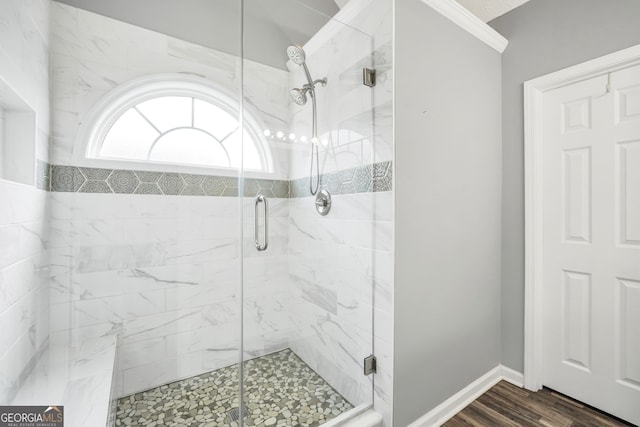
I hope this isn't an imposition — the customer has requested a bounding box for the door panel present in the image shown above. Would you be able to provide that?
[618,278,640,389]
[616,82,640,123]
[543,64,640,425]
[562,270,592,371]
[563,147,592,243]
[617,141,640,245]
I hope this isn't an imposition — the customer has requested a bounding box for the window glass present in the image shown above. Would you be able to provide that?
[149,128,229,167]
[193,98,238,140]
[95,93,268,171]
[100,108,156,160]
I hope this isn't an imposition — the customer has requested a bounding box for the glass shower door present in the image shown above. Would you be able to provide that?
[46,2,246,425]
[240,1,376,424]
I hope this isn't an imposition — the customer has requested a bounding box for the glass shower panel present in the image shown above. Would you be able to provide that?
[46,1,245,424]
[241,1,376,424]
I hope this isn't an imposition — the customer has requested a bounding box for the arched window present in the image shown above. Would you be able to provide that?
[74,74,272,173]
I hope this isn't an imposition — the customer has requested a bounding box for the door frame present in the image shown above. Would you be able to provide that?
[523,43,640,391]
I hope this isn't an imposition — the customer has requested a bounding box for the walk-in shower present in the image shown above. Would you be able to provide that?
[1,0,379,426]
[287,44,327,197]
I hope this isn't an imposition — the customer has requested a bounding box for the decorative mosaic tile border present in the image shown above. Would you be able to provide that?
[290,160,392,197]
[45,161,392,198]
[49,166,290,198]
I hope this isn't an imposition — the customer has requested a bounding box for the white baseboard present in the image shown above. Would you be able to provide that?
[500,365,524,388]
[408,364,524,427]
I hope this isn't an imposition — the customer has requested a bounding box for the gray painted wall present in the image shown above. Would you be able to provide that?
[489,0,640,373]
[54,0,339,69]
[394,1,502,425]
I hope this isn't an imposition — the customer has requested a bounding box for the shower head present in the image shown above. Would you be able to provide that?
[287,44,319,92]
[290,88,308,105]
[287,45,306,66]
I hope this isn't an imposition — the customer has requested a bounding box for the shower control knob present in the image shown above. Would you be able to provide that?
[314,190,331,216]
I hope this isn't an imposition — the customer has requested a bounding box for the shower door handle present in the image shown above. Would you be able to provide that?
[254,194,269,251]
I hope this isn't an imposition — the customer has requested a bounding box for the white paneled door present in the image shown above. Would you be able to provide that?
[542,64,640,425]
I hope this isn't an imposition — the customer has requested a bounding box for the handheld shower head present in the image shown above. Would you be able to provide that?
[287,45,306,65]
[290,88,308,106]
[286,44,324,198]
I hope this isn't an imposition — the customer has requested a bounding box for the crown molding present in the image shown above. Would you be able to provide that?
[421,0,509,53]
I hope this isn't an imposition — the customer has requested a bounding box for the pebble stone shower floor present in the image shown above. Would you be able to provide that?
[115,349,353,426]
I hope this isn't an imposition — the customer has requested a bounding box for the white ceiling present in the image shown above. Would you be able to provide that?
[454,0,531,22]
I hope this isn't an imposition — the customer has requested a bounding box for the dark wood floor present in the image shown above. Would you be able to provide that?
[443,381,636,427]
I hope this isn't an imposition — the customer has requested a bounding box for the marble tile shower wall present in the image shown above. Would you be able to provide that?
[286,0,394,424]
[49,192,291,396]
[48,3,292,396]
[0,0,51,404]
[287,191,393,405]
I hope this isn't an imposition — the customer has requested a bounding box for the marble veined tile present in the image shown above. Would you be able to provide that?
[0,226,21,269]
[0,258,40,313]
[117,336,167,371]
[75,243,167,273]
[121,308,202,346]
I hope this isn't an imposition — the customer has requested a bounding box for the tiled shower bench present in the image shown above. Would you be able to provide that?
[11,335,118,427]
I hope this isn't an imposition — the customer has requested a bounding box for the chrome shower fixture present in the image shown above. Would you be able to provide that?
[287,45,327,106]
[286,45,306,66]
[289,79,328,106]
[287,44,327,197]
[290,88,308,106]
